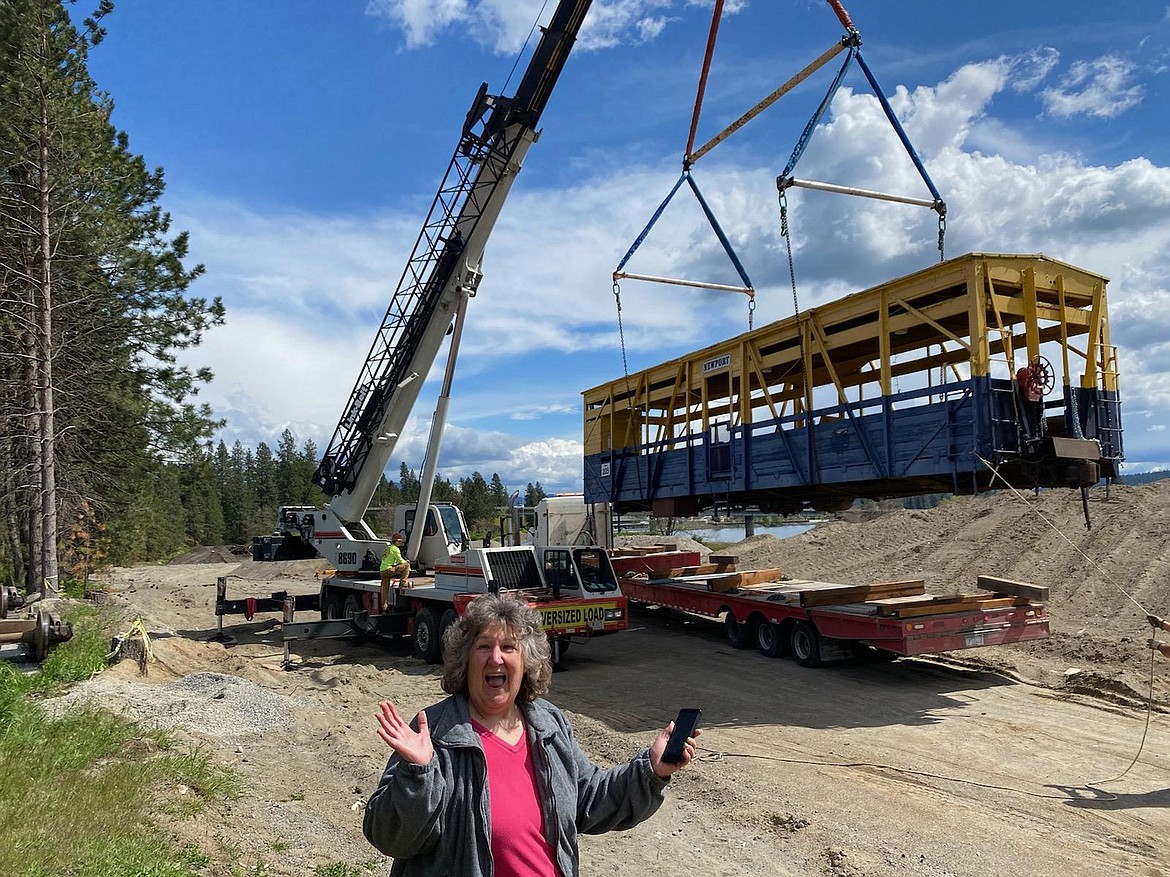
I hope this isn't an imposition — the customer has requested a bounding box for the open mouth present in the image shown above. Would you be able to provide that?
[485,673,507,690]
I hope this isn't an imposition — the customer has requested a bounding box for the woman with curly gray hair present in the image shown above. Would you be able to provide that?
[364,592,699,877]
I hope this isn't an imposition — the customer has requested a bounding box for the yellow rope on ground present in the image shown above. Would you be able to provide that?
[107,616,155,674]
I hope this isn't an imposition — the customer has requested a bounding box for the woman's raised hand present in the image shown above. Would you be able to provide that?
[375,700,435,765]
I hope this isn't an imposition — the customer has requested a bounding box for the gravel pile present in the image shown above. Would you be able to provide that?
[46,671,295,742]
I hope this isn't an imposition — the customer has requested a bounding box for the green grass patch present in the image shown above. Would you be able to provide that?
[0,604,239,876]
[314,862,381,877]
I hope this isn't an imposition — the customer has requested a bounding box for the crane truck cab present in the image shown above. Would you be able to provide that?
[391,501,469,571]
[310,541,628,665]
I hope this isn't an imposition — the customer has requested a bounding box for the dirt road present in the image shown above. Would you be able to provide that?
[58,482,1170,877]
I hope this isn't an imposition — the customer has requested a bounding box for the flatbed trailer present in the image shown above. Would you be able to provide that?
[610,553,1049,667]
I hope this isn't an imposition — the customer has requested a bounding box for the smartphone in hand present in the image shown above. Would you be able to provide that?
[662,708,702,764]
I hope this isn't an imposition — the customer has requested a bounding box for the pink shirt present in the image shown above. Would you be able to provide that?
[473,719,561,877]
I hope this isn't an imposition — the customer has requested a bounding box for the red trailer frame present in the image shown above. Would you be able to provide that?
[612,555,1049,667]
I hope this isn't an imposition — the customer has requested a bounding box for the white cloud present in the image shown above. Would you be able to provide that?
[364,0,742,53]
[1041,55,1144,119]
[365,0,470,49]
[1009,47,1060,92]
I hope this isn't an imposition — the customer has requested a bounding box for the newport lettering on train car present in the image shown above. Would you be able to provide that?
[702,353,732,374]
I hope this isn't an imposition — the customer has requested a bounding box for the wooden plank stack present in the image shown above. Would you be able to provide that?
[622,547,1045,616]
[769,579,928,606]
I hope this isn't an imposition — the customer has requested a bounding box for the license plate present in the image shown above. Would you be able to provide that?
[965,633,985,647]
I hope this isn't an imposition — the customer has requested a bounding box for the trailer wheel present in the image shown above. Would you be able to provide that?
[790,621,822,668]
[341,593,362,619]
[723,613,754,650]
[320,591,339,619]
[412,608,442,663]
[438,609,457,656]
[756,620,784,658]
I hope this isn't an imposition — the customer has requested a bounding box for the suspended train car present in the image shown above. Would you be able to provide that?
[583,252,1122,516]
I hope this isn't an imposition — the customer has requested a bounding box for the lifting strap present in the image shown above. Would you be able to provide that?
[776,44,948,261]
[824,0,856,31]
[612,170,755,305]
[778,187,816,477]
[778,44,856,183]
[684,0,725,164]
[853,50,944,206]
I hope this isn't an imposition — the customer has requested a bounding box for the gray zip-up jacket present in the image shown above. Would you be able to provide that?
[363,694,669,876]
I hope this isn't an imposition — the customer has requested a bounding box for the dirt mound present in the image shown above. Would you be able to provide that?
[721,533,783,565]
[230,558,330,581]
[171,545,252,564]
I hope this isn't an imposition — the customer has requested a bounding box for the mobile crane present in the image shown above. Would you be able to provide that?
[260,0,595,576]
[230,0,630,663]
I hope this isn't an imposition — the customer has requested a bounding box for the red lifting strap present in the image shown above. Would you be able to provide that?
[244,597,257,621]
[684,0,725,161]
[824,0,856,31]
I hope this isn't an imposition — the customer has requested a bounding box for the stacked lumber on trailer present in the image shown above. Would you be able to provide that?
[610,545,735,581]
[864,576,1046,618]
[870,593,1033,618]
[610,546,701,579]
[658,554,739,578]
[626,562,1048,615]
[758,579,927,605]
[704,568,786,593]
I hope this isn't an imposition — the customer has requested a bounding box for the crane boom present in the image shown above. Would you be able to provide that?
[314,0,594,532]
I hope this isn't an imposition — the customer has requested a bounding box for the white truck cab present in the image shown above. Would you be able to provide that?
[391,501,469,571]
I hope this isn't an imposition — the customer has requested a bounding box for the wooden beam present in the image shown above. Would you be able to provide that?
[794,579,927,607]
[611,544,681,557]
[706,568,787,593]
[874,593,1032,618]
[666,562,737,577]
[760,579,927,606]
[976,575,1049,602]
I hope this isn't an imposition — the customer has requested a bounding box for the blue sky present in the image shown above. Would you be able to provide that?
[86,1,1170,493]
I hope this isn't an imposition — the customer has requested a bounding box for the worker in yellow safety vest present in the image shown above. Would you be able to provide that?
[380,533,411,610]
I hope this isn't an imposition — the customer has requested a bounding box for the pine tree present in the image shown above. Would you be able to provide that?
[432,475,457,503]
[252,441,278,523]
[399,462,420,504]
[458,471,492,527]
[0,0,224,578]
[179,449,224,545]
[489,472,509,509]
[524,481,547,507]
